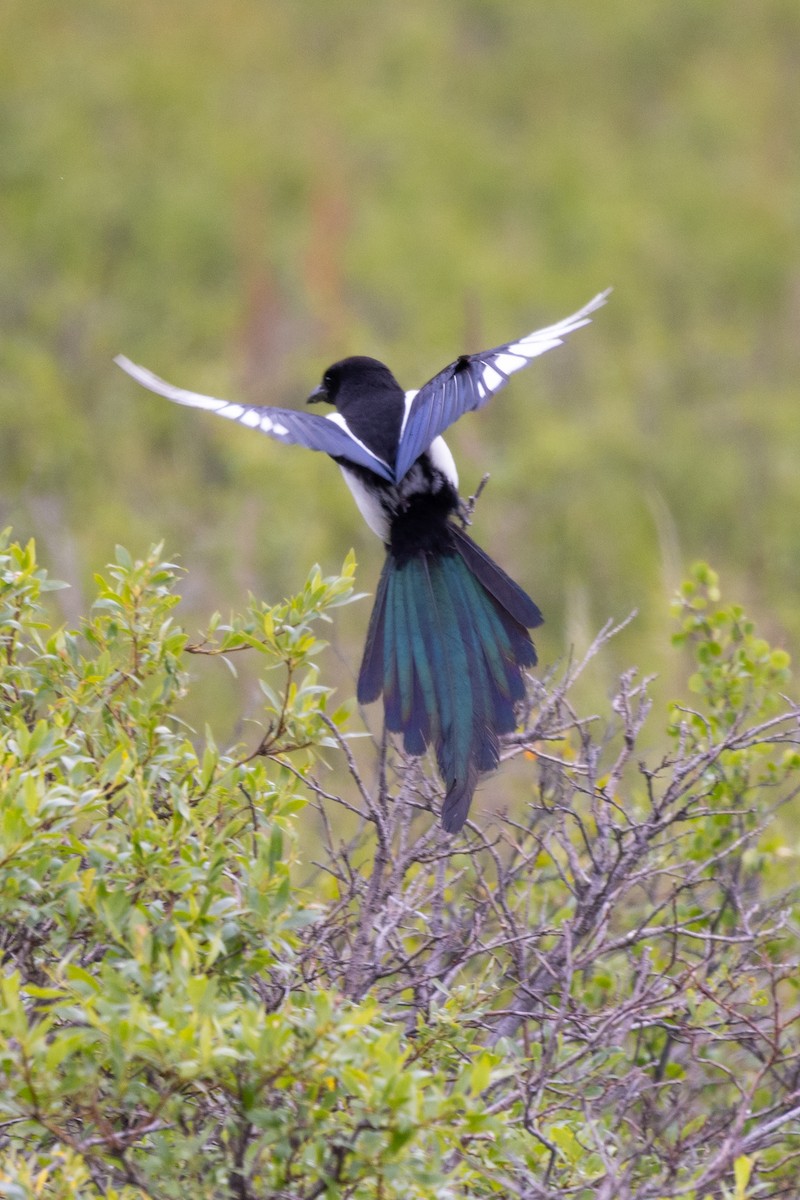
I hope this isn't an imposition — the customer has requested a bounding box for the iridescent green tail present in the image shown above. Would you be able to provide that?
[358,527,542,833]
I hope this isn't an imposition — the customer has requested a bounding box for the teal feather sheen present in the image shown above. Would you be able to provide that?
[392,568,415,725]
[381,564,400,728]
[398,563,435,753]
[357,536,541,833]
[428,556,475,790]
[443,559,497,773]
[451,560,513,693]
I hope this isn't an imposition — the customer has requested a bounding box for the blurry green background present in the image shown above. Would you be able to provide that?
[2,0,798,735]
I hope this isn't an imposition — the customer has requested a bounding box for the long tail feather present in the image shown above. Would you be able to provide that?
[358,562,391,703]
[450,525,543,631]
[358,535,541,833]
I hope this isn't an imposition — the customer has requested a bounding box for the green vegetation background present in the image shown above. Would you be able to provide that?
[2,0,798,734]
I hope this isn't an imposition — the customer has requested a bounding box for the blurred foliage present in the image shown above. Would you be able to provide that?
[1,0,799,732]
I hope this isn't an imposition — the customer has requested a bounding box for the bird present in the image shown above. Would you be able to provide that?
[116,289,608,832]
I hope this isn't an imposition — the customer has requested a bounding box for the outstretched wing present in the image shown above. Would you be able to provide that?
[114,356,394,483]
[394,289,610,482]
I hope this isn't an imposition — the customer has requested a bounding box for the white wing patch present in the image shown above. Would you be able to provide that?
[261,416,289,436]
[493,352,528,375]
[482,365,503,391]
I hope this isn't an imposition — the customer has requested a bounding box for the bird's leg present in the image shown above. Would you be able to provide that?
[458,473,491,527]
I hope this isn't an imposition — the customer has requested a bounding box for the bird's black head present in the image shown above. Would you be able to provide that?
[307,356,402,409]
[307,356,405,466]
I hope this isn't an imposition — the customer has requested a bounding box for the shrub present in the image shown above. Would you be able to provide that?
[1,536,798,1198]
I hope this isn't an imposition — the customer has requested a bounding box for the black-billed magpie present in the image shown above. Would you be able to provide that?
[116,289,608,831]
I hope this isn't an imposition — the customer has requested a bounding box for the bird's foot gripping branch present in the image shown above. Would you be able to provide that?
[1,537,799,1198]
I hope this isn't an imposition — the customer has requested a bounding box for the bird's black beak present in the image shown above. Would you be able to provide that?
[306,382,328,405]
